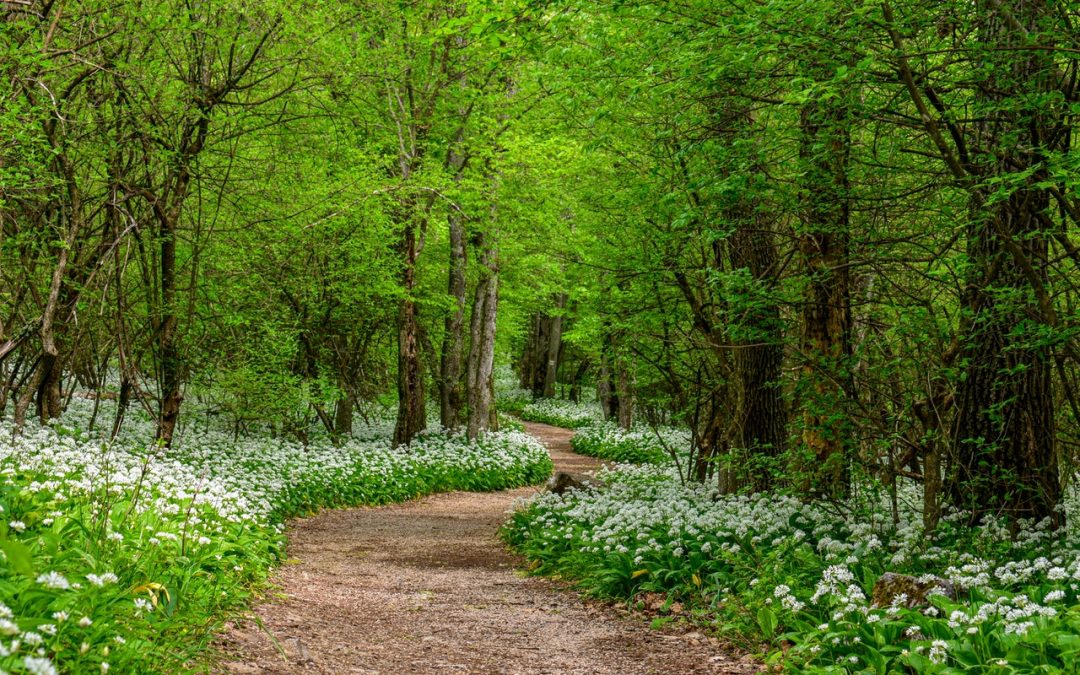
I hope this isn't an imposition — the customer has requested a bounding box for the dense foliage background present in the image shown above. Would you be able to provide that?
[4,0,1080,671]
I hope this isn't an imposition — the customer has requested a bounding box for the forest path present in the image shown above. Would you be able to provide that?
[216,421,757,674]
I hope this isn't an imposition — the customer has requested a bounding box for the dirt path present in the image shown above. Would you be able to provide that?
[217,422,758,674]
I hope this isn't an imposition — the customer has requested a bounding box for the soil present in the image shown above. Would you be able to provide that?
[216,421,761,674]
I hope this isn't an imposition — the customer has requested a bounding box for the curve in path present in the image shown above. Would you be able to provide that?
[218,421,758,674]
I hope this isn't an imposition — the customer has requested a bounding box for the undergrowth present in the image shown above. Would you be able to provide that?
[0,401,551,673]
[504,462,1080,673]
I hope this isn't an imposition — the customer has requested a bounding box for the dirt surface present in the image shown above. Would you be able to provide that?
[217,422,759,674]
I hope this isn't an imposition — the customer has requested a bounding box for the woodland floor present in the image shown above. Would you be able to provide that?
[216,422,760,674]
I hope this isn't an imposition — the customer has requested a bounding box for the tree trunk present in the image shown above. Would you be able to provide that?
[542,294,567,398]
[16,192,81,429]
[111,375,133,441]
[334,396,353,437]
[944,0,1062,527]
[440,211,468,429]
[519,313,539,390]
[466,242,499,439]
[568,359,589,403]
[730,218,786,491]
[393,221,427,447]
[156,217,182,446]
[796,82,852,500]
[615,356,634,430]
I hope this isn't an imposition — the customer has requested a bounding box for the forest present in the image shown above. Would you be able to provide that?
[2,0,1080,672]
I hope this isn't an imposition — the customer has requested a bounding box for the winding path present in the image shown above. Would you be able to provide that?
[217,422,758,674]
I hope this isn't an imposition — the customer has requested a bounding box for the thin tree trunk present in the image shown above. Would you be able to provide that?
[542,294,566,398]
[467,241,499,439]
[440,210,468,429]
[156,216,182,445]
[615,357,634,430]
[16,191,81,428]
[394,220,427,447]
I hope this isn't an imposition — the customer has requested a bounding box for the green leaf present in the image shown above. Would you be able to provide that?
[0,537,33,576]
[757,606,777,638]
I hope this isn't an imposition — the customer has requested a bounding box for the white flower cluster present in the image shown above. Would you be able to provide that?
[509,461,1080,672]
[520,399,603,427]
[571,422,690,464]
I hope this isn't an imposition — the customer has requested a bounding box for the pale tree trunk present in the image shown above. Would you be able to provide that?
[16,187,81,428]
[466,241,499,440]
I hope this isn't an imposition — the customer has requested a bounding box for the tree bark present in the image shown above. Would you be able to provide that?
[730,218,786,491]
[466,240,499,439]
[156,215,182,445]
[614,356,634,430]
[440,210,468,429]
[946,0,1061,525]
[334,395,353,437]
[796,81,852,500]
[542,294,567,398]
[393,219,427,447]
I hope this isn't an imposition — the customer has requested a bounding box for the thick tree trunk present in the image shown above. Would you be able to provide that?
[466,243,499,440]
[440,211,468,429]
[394,221,427,447]
[334,396,353,437]
[949,192,1058,524]
[796,86,852,500]
[730,220,786,491]
[945,0,1062,527]
[37,358,62,420]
